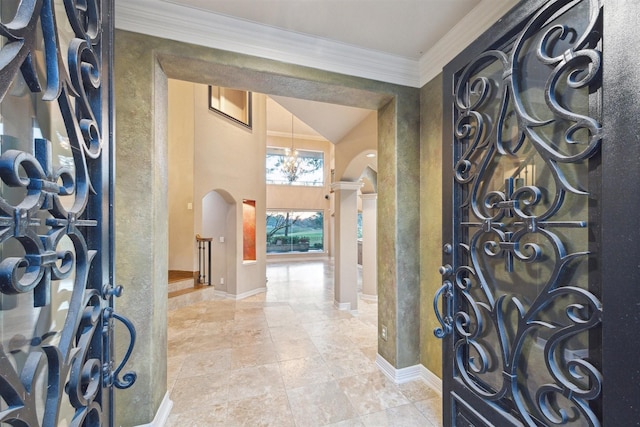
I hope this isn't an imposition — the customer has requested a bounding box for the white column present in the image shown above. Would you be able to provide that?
[331,181,361,312]
[360,193,377,300]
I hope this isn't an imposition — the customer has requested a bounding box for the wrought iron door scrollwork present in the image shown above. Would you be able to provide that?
[437,0,604,425]
[0,0,136,425]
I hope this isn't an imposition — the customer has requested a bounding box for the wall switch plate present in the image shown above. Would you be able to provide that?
[220,277,224,285]
[219,236,225,243]
[381,325,388,341]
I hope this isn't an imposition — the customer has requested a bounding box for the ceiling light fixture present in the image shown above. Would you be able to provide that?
[366,153,376,158]
[281,112,301,183]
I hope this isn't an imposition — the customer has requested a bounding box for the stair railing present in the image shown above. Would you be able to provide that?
[195,234,212,285]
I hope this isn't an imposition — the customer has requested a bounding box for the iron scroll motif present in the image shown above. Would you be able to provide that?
[103,306,137,390]
[433,280,453,338]
[0,1,136,426]
[436,0,603,426]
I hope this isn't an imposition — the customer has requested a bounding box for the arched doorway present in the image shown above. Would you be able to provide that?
[202,189,237,294]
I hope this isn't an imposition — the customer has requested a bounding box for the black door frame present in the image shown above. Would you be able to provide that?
[600,0,640,424]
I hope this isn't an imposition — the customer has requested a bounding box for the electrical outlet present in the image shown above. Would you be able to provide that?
[381,325,388,341]
[220,277,224,285]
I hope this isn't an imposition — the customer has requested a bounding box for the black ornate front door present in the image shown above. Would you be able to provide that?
[0,1,135,426]
[434,0,612,425]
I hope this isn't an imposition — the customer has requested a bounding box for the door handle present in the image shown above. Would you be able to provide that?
[103,307,137,389]
[433,279,454,338]
[102,285,137,390]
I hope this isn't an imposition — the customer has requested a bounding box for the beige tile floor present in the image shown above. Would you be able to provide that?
[167,260,443,426]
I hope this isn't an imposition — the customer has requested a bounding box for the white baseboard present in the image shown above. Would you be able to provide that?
[334,300,351,311]
[214,287,267,300]
[375,354,442,395]
[376,354,422,384]
[133,392,173,427]
[418,364,443,397]
[214,290,228,298]
[234,287,267,300]
[334,301,360,315]
[266,253,329,262]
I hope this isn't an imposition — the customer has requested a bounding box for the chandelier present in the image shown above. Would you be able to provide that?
[281,113,301,183]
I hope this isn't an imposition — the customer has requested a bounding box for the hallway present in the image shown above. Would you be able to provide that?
[166,260,442,426]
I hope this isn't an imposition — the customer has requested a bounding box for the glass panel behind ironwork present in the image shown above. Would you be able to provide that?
[451,1,602,424]
[0,0,127,425]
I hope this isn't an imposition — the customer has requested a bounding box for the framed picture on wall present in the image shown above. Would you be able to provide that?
[208,85,252,129]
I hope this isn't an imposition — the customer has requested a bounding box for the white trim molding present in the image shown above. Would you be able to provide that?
[334,300,352,311]
[134,392,173,427]
[359,193,378,201]
[419,365,443,397]
[215,287,267,301]
[115,0,517,89]
[234,287,267,300]
[418,0,519,86]
[376,354,442,396]
[333,301,358,315]
[115,0,419,87]
[331,181,363,192]
[266,253,329,263]
[376,354,422,384]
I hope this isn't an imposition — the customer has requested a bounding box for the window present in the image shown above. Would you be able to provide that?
[266,210,324,253]
[266,147,324,186]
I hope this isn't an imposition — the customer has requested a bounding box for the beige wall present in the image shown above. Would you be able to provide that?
[167,81,267,295]
[168,79,266,295]
[334,110,377,183]
[192,84,268,295]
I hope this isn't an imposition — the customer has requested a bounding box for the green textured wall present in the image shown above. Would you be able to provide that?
[376,100,398,364]
[114,35,168,426]
[114,30,421,424]
[420,73,444,377]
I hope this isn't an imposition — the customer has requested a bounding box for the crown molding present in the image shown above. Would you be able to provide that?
[115,0,521,89]
[418,0,519,87]
[115,0,420,87]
